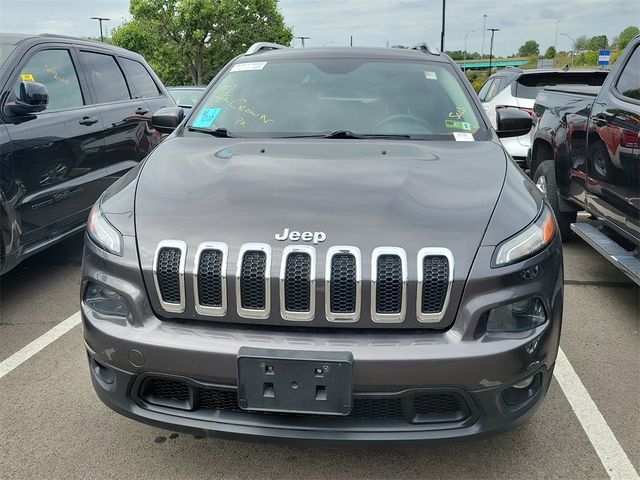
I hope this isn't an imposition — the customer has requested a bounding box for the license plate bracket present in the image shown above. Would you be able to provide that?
[237,347,353,415]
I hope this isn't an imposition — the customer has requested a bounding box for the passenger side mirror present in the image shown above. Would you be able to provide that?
[6,81,49,116]
[152,106,185,133]
[496,107,532,138]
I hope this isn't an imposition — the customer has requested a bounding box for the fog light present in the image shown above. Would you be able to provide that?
[513,375,535,389]
[486,298,547,333]
[84,282,129,317]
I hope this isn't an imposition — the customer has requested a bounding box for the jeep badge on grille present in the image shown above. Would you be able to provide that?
[275,228,326,244]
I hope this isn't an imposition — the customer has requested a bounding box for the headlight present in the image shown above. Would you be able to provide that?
[87,202,123,256]
[493,205,555,267]
[84,282,129,317]
[486,297,547,332]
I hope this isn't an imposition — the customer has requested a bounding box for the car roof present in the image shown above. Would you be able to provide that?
[236,46,450,64]
[0,32,135,56]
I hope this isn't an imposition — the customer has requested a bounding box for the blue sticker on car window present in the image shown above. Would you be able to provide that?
[192,108,221,128]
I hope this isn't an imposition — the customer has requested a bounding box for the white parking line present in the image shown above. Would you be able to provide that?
[555,348,639,480]
[0,311,81,381]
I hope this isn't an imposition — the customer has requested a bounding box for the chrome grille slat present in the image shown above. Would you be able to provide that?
[416,247,454,323]
[236,243,271,319]
[153,240,187,313]
[279,245,315,321]
[193,242,228,317]
[371,247,407,323]
[325,246,361,322]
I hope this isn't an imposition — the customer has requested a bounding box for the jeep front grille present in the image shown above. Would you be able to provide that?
[153,242,453,324]
[371,247,407,323]
[153,240,186,313]
[236,243,271,319]
[325,246,361,322]
[416,248,454,323]
[280,245,315,321]
[193,242,228,316]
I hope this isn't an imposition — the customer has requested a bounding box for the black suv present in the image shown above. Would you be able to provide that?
[0,33,174,274]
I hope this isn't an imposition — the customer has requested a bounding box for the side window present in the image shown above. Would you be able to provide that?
[13,49,84,111]
[120,58,160,98]
[79,51,130,103]
[477,79,494,101]
[485,78,504,101]
[616,46,640,101]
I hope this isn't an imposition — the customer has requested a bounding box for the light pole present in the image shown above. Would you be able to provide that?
[480,14,487,59]
[486,28,499,73]
[294,36,310,48]
[561,33,575,67]
[463,30,476,72]
[554,20,561,50]
[440,0,446,51]
[90,16,110,42]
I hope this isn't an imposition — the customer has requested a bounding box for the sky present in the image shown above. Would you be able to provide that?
[0,0,637,57]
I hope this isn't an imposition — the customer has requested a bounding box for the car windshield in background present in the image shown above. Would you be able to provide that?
[188,59,488,139]
[515,71,608,99]
[168,88,205,107]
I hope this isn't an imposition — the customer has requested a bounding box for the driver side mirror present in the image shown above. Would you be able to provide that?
[496,107,532,138]
[152,106,185,133]
[6,81,49,116]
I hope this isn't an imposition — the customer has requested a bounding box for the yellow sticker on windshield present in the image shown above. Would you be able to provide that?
[21,73,35,82]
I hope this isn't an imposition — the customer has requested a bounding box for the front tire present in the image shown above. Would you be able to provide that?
[533,160,576,240]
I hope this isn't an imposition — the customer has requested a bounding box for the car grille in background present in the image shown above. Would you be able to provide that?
[139,377,469,424]
[153,242,452,324]
[330,254,357,313]
[421,255,450,314]
[284,252,311,312]
[240,250,267,310]
[197,249,223,307]
[375,255,403,314]
[157,247,182,304]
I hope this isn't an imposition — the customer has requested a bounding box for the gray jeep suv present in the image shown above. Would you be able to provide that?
[81,43,563,443]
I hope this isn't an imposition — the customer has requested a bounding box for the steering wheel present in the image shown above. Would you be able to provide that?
[372,114,434,133]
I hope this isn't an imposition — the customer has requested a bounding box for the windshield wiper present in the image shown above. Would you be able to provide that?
[277,130,412,139]
[187,126,235,137]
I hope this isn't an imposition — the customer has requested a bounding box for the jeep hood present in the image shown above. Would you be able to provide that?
[134,136,510,327]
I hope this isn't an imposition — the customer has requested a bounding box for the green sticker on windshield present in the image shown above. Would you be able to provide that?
[445,119,471,130]
[193,108,221,128]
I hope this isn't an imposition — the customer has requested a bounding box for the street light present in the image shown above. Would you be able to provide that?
[486,28,500,73]
[554,20,561,50]
[294,36,310,48]
[561,33,576,67]
[480,14,487,59]
[440,0,446,51]
[90,16,110,42]
[463,30,476,72]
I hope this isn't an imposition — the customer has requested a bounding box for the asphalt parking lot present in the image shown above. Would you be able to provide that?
[0,227,638,480]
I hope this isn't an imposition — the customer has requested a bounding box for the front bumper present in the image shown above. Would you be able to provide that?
[82,234,562,443]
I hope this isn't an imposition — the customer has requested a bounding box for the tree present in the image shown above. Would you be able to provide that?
[518,40,539,57]
[587,35,607,51]
[544,46,556,59]
[112,0,293,85]
[573,35,589,52]
[618,26,640,50]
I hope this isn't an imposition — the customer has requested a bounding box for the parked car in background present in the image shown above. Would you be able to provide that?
[529,35,639,284]
[479,67,608,167]
[0,33,175,274]
[167,85,206,113]
[82,42,563,444]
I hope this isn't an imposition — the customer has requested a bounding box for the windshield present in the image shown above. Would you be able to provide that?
[515,72,608,99]
[187,58,488,139]
[0,44,16,69]
[168,88,204,107]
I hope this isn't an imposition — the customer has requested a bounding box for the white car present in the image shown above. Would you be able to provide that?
[478,68,608,168]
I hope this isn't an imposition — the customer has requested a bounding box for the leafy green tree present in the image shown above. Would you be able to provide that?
[588,35,608,51]
[517,40,539,57]
[618,26,640,50]
[544,46,556,59]
[573,35,589,51]
[112,0,293,85]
